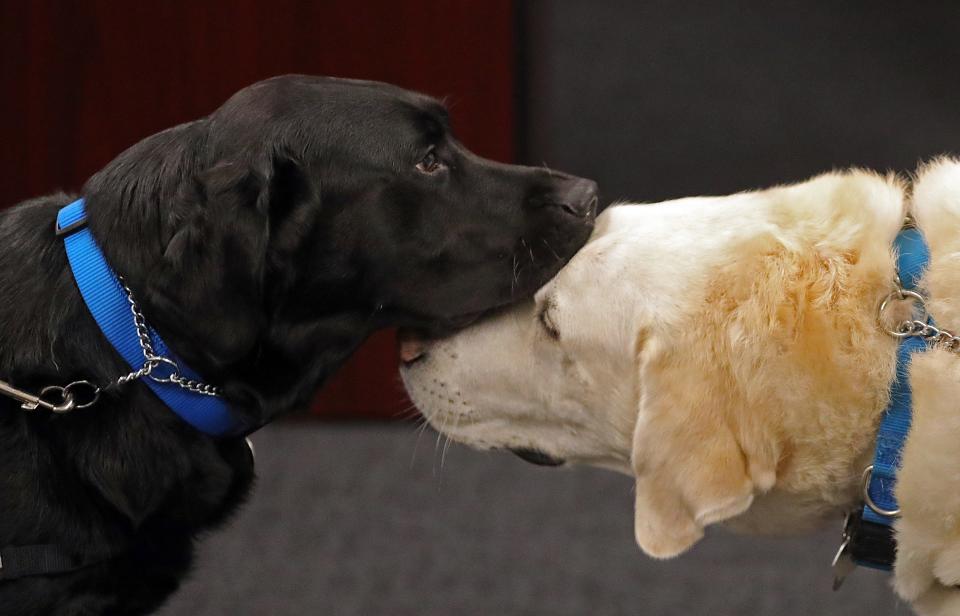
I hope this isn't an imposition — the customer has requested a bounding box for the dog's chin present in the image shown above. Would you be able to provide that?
[396,317,477,353]
[427,309,489,337]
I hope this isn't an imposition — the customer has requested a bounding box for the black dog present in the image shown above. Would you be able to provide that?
[0,75,597,615]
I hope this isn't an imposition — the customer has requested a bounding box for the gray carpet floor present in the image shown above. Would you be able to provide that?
[157,423,908,616]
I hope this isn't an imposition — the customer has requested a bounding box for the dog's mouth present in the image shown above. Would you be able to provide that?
[397,305,502,366]
[508,448,566,467]
[394,328,445,364]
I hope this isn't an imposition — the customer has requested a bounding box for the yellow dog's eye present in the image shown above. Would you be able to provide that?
[538,306,560,340]
[416,150,445,174]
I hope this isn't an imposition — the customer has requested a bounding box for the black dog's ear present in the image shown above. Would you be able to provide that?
[146,154,313,366]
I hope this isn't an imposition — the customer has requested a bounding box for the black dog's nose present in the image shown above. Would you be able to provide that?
[562,177,599,217]
[532,177,599,219]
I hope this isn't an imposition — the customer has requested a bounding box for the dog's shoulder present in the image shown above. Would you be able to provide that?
[754,169,905,256]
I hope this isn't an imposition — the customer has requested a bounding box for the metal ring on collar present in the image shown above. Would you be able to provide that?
[861,465,901,518]
[878,289,927,338]
[147,356,182,384]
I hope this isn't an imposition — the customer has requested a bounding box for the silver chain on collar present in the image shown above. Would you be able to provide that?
[113,279,222,397]
[891,319,960,350]
[0,280,221,414]
[877,279,960,353]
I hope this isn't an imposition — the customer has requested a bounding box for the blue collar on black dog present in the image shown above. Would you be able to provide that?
[56,199,244,437]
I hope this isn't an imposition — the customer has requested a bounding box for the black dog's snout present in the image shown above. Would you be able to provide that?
[530,177,599,219]
[509,448,566,467]
[561,177,599,217]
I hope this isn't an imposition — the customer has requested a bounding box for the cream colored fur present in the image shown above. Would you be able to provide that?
[894,159,960,615]
[401,161,960,614]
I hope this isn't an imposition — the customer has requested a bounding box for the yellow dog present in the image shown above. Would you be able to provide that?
[402,159,960,614]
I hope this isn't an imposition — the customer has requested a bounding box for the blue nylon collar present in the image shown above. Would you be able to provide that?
[857,226,930,568]
[56,199,243,437]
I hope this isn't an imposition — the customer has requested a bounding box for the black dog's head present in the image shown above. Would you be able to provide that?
[204,76,599,330]
[87,75,597,416]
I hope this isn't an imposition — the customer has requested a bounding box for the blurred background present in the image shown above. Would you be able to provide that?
[3,2,959,614]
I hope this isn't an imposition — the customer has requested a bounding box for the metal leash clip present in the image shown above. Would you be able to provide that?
[0,379,100,413]
[832,512,857,591]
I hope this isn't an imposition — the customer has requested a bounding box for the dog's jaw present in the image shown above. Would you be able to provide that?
[399,307,637,473]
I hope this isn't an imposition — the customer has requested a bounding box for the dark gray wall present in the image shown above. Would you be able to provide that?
[520,2,960,203]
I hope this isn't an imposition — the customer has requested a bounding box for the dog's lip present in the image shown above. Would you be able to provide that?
[397,310,487,365]
[508,448,566,467]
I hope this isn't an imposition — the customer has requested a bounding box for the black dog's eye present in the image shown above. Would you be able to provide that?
[416,149,445,174]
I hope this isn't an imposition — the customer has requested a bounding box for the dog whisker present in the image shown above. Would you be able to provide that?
[432,415,447,480]
[542,238,562,262]
[440,411,461,472]
[440,433,452,472]
[410,415,432,469]
[392,401,421,420]
[520,237,535,264]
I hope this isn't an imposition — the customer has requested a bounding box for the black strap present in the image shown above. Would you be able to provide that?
[0,544,110,581]
[847,510,896,570]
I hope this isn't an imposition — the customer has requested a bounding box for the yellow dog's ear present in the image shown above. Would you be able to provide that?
[631,336,771,559]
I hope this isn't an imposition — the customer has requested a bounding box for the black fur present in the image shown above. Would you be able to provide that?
[0,75,596,615]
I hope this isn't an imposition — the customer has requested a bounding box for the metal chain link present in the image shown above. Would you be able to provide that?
[110,278,162,387]
[0,280,222,415]
[893,319,960,352]
[169,374,222,396]
[878,279,960,353]
[112,278,223,397]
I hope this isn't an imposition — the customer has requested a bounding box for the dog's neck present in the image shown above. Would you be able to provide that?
[79,124,378,429]
[89,196,374,428]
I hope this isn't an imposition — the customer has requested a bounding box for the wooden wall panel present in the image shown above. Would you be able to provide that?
[0,1,516,418]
